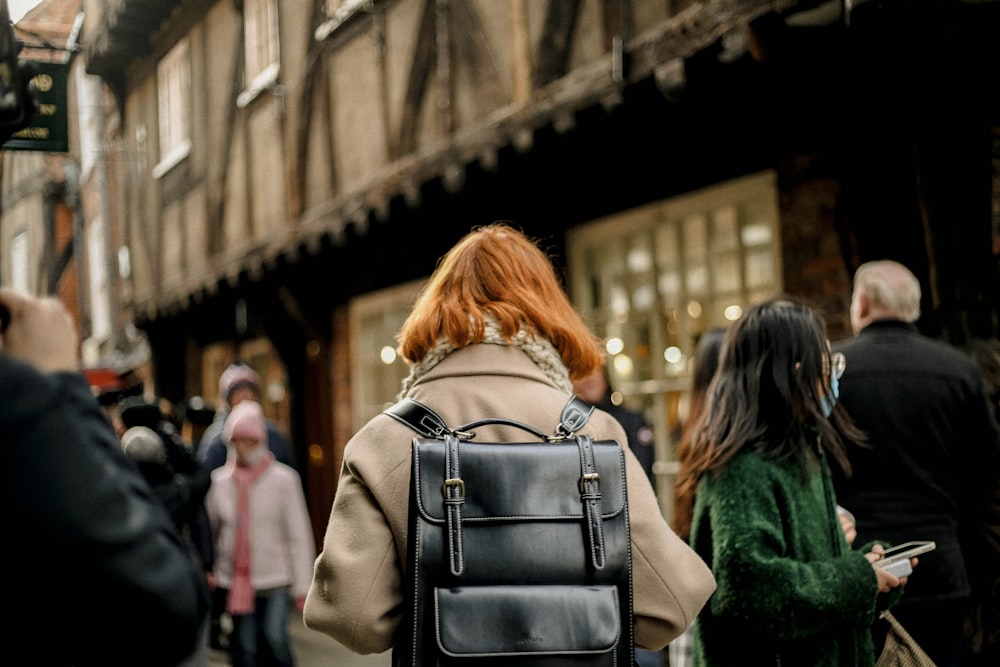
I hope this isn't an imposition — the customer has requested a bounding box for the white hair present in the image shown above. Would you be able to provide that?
[854,260,921,323]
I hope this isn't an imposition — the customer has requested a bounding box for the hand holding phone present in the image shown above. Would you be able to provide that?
[877,541,935,577]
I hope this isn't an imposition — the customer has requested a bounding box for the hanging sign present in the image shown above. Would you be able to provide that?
[3,60,69,152]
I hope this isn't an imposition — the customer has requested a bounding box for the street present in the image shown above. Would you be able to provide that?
[208,610,392,667]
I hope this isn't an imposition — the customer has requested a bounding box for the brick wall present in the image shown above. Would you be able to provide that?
[777,159,854,342]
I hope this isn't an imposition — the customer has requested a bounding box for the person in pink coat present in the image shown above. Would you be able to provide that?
[205,400,315,666]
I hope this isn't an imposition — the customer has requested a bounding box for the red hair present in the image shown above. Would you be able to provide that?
[397,222,604,382]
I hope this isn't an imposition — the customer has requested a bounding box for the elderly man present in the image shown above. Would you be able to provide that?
[832,260,1000,666]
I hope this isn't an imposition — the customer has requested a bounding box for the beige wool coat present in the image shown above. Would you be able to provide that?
[304,344,716,656]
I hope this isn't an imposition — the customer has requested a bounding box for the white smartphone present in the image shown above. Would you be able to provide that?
[877,541,936,577]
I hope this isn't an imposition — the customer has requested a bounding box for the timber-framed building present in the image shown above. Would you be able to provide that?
[3,0,998,539]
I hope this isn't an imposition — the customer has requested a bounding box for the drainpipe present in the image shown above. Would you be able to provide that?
[95,79,119,351]
[41,182,55,293]
[64,160,88,337]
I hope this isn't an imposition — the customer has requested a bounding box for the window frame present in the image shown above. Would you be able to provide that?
[237,0,280,108]
[567,170,782,519]
[348,279,425,432]
[153,38,191,179]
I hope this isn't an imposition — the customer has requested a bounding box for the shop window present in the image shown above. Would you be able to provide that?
[567,171,781,520]
[200,338,289,434]
[349,280,424,432]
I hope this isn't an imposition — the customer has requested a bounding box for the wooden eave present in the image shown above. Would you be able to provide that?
[275,0,803,250]
[83,0,182,75]
[82,0,216,105]
[127,0,829,321]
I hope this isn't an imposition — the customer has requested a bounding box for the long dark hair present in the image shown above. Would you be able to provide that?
[685,296,863,484]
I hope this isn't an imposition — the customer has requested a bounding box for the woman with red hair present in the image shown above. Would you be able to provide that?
[304,222,716,662]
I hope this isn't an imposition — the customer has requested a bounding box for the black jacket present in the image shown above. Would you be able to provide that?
[2,357,210,666]
[120,403,215,571]
[832,320,1000,605]
[595,396,655,485]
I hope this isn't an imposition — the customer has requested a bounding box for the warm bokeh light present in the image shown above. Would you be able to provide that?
[605,337,624,355]
[380,345,397,364]
[612,354,633,376]
[663,346,683,364]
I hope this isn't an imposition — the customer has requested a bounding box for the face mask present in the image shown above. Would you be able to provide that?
[821,371,839,417]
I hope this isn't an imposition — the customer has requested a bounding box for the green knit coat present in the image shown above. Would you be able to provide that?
[689,445,882,666]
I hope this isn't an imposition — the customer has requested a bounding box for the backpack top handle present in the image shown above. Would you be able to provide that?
[385,395,595,442]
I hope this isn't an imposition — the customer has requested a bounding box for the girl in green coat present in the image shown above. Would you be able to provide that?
[687,296,909,666]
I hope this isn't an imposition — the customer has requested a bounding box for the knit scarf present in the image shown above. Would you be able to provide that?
[398,318,573,399]
[226,453,272,615]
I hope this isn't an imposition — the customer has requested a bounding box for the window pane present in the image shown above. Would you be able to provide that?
[742,221,772,248]
[745,247,774,288]
[157,39,189,160]
[350,281,423,431]
[626,235,653,274]
[715,254,741,292]
[655,223,680,305]
[682,213,707,262]
[711,206,738,252]
[245,0,278,82]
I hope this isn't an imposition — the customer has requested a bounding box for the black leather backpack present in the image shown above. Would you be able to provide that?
[384,396,634,666]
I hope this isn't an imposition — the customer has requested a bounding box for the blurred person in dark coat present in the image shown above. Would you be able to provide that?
[0,287,209,666]
[120,396,214,570]
[574,365,656,483]
[121,423,214,666]
[832,260,1000,666]
[669,326,726,667]
[574,365,659,667]
[673,326,727,543]
[182,396,216,457]
[198,362,295,472]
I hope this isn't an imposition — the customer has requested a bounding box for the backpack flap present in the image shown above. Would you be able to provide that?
[412,438,629,583]
[412,440,627,521]
[434,585,620,657]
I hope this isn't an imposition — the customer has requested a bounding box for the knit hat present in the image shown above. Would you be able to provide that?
[121,426,167,463]
[218,363,261,403]
[223,400,267,444]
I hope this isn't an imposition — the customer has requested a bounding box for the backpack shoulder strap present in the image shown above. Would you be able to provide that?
[557,396,595,438]
[383,397,450,438]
